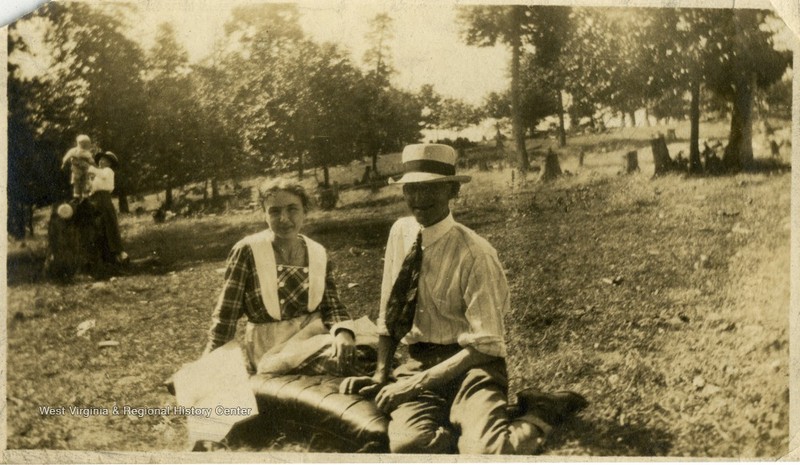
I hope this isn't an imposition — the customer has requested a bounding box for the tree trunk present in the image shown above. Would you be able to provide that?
[651,135,674,176]
[203,179,209,202]
[116,177,130,214]
[688,75,703,174]
[164,183,173,210]
[723,73,756,171]
[211,178,219,199]
[323,164,330,187]
[625,151,640,174]
[628,111,637,127]
[510,6,529,172]
[371,152,379,175]
[556,90,567,147]
[644,108,651,127]
[8,201,28,240]
[539,149,562,182]
[297,152,304,180]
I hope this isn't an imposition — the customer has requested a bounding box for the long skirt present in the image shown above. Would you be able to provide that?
[89,191,123,262]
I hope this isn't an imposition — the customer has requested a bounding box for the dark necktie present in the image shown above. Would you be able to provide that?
[385,231,423,343]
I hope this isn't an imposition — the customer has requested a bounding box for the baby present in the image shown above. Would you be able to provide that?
[61,134,96,200]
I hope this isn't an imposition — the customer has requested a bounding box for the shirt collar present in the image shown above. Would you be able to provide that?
[419,212,455,248]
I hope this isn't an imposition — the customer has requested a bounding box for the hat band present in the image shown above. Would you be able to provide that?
[403,159,455,176]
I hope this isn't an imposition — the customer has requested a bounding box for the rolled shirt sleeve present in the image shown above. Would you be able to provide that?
[457,250,508,358]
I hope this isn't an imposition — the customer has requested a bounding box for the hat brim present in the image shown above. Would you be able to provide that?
[95,153,119,167]
[390,172,471,184]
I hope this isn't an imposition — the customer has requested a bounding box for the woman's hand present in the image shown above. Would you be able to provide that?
[332,329,356,373]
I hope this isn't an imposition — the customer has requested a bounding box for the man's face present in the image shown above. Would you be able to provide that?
[402,182,455,227]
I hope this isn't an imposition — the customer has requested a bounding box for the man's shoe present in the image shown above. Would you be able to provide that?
[192,440,228,452]
[516,389,588,426]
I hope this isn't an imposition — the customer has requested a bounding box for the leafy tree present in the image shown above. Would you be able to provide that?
[363,13,395,86]
[192,43,247,198]
[518,52,560,139]
[459,5,571,170]
[761,75,792,118]
[484,91,511,121]
[560,8,614,130]
[143,22,204,207]
[361,12,399,173]
[417,84,443,130]
[416,84,481,131]
[703,9,790,171]
[8,1,148,220]
[283,41,374,181]
[8,56,66,237]
[212,4,305,174]
[644,8,789,172]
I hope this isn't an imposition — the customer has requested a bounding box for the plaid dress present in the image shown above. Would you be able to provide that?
[206,237,351,353]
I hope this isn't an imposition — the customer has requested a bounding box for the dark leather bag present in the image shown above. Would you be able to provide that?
[247,374,389,452]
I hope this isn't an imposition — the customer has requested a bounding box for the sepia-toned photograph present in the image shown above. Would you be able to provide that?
[4,0,795,460]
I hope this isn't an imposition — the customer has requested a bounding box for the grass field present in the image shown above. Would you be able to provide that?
[5,120,792,457]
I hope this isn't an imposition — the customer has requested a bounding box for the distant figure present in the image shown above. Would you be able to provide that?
[770,140,781,158]
[495,128,505,150]
[88,151,128,264]
[61,134,95,200]
[674,151,688,171]
[702,141,723,174]
[361,166,373,185]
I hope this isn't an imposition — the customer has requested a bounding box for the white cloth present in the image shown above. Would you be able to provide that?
[255,316,380,375]
[377,213,508,358]
[88,166,114,193]
[244,311,321,371]
[173,341,258,444]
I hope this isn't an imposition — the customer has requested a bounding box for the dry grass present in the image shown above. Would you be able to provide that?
[5,120,791,456]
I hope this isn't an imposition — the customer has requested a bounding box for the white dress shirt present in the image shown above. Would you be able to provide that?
[377,213,508,358]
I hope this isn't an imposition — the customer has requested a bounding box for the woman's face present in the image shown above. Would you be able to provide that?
[98,158,112,168]
[264,190,306,240]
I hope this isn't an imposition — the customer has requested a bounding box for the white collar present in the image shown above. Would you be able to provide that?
[419,212,455,248]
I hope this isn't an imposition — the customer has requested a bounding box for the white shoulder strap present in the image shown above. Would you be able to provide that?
[244,230,282,321]
[301,235,327,312]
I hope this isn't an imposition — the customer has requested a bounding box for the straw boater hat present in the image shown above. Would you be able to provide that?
[392,144,471,184]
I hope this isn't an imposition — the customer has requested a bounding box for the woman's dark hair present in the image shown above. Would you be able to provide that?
[258,180,312,212]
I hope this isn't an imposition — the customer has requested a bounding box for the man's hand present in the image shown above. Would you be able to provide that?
[331,330,356,373]
[374,377,424,413]
[340,376,381,396]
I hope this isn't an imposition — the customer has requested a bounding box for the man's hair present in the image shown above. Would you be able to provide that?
[258,180,312,212]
